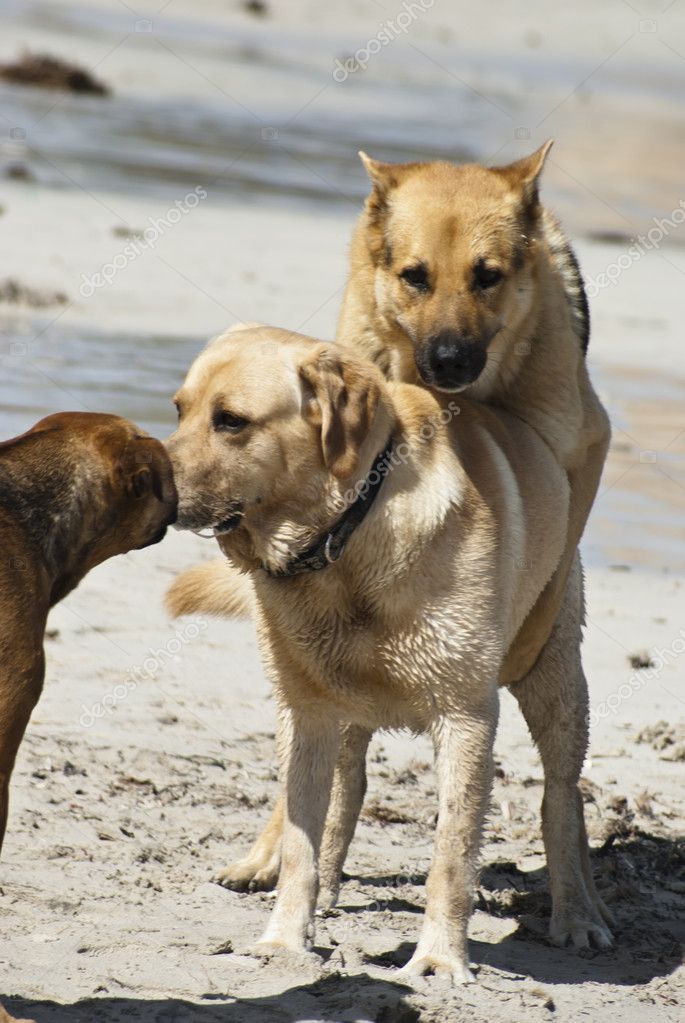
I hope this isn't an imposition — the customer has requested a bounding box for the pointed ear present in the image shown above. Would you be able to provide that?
[494,139,553,209]
[358,151,405,196]
[359,152,408,264]
[299,347,381,480]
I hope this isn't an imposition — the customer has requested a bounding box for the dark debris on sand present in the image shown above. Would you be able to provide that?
[0,53,110,96]
[243,0,269,16]
[635,720,685,761]
[0,279,68,309]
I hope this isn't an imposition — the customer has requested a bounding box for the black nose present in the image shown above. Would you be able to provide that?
[422,332,487,391]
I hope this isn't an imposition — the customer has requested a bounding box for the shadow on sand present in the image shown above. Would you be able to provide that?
[6,831,682,1021]
[355,829,684,987]
[3,974,418,1023]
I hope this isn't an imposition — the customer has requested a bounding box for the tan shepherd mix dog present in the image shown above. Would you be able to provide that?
[338,141,609,688]
[166,325,613,982]
[168,145,612,960]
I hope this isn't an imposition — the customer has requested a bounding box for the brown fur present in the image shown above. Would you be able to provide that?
[0,413,177,858]
[166,327,613,982]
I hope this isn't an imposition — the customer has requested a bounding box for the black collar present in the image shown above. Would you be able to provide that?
[266,439,394,578]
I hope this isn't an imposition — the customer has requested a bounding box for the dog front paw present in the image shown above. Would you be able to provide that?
[249,939,322,976]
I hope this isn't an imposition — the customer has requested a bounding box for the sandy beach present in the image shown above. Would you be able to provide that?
[0,2,683,1021]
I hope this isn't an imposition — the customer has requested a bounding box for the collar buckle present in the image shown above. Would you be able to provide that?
[324,533,343,564]
[265,437,394,579]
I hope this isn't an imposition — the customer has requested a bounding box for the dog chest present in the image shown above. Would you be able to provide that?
[259,588,494,730]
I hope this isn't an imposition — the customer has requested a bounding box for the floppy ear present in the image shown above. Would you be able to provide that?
[494,139,553,211]
[124,441,176,503]
[129,466,153,499]
[299,348,381,480]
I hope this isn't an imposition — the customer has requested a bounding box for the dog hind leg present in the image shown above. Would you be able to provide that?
[214,722,372,899]
[213,793,283,891]
[510,551,614,949]
[318,723,371,910]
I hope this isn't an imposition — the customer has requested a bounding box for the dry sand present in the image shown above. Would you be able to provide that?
[0,186,683,1023]
[0,1,683,1020]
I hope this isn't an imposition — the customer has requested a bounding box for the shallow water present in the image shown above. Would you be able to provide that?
[0,319,199,437]
[1,317,682,575]
[2,0,684,227]
[1,0,683,572]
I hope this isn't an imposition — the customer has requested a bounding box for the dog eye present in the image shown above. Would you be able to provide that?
[213,410,249,434]
[399,265,429,292]
[473,262,504,290]
[173,399,181,422]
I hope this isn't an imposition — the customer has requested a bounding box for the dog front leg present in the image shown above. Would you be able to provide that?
[318,723,371,910]
[402,696,498,985]
[258,708,339,952]
[0,658,45,854]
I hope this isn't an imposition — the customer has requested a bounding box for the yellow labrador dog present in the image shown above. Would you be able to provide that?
[166,324,613,983]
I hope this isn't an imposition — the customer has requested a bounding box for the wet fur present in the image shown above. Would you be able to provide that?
[166,148,612,974]
[167,328,614,981]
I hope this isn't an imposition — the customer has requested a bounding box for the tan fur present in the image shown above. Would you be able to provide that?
[171,147,608,675]
[166,559,254,619]
[170,149,610,924]
[166,327,613,982]
[337,145,610,683]
[0,1005,35,1023]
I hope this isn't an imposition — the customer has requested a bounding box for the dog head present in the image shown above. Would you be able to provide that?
[166,325,387,572]
[28,412,178,567]
[358,141,553,393]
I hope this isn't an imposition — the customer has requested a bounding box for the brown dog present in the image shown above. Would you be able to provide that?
[166,325,613,982]
[0,412,177,856]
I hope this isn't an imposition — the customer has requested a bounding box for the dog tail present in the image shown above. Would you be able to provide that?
[165,560,255,620]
